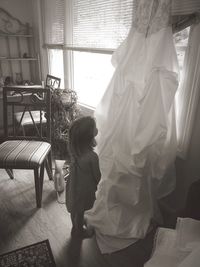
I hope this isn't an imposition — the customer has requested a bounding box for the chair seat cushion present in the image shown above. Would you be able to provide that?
[0,140,51,168]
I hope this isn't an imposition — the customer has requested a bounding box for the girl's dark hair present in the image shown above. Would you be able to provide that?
[68,116,96,158]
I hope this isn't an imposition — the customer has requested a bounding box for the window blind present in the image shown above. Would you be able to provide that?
[43,0,65,45]
[172,0,200,15]
[43,0,200,49]
[70,0,134,50]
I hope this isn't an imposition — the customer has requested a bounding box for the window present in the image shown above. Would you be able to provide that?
[174,27,190,79]
[174,27,190,151]
[48,49,65,88]
[48,29,190,109]
[44,0,133,108]
[72,27,190,108]
[67,0,132,108]
[73,51,114,107]
[173,24,200,157]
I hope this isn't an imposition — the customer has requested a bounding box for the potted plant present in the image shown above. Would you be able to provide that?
[51,88,80,159]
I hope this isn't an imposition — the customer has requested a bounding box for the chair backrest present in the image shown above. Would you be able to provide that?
[3,86,51,142]
[46,74,61,90]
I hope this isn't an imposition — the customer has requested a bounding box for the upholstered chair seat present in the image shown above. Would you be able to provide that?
[0,140,51,169]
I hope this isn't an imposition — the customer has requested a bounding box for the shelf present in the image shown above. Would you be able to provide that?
[0,34,33,38]
[0,58,38,61]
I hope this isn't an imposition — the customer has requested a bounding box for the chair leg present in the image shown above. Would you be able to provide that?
[45,152,53,180]
[5,169,14,179]
[34,168,41,208]
[40,162,45,204]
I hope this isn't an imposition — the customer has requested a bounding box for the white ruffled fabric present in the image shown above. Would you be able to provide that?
[86,0,179,253]
[145,217,200,267]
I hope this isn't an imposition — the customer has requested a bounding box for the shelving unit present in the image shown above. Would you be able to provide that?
[0,7,41,85]
[0,8,42,133]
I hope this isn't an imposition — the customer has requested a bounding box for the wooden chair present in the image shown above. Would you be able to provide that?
[46,74,61,90]
[0,86,52,208]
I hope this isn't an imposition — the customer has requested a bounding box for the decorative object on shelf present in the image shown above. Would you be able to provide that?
[15,72,23,85]
[4,76,13,86]
[23,80,31,86]
[51,88,81,159]
[23,52,28,58]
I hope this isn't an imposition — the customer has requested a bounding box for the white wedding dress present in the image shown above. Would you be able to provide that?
[86,0,180,253]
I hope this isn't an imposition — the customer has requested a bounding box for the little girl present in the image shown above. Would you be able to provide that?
[66,116,101,238]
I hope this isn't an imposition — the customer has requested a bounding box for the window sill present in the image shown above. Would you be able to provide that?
[78,102,95,116]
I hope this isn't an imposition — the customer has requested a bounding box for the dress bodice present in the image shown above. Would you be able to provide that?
[133,0,171,36]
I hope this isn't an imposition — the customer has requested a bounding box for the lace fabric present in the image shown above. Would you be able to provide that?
[133,0,172,36]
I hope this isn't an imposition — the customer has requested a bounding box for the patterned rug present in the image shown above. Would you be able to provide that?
[0,239,56,266]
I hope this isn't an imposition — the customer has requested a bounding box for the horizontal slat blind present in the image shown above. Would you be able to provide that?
[172,0,200,15]
[43,0,65,45]
[43,0,200,49]
[71,0,133,50]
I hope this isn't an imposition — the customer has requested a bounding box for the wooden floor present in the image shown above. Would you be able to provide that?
[0,168,156,267]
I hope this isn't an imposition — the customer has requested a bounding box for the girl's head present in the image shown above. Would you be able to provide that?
[68,116,98,157]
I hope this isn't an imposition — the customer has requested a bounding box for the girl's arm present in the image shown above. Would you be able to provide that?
[91,152,101,184]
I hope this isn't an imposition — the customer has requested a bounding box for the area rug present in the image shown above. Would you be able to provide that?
[0,239,56,267]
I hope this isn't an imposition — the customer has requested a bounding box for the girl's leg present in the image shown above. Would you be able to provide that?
[70,212,76,236]
[70,211,84,237]
[76,211,84,233]
[71,211,93,238]
[76,212,94,238]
